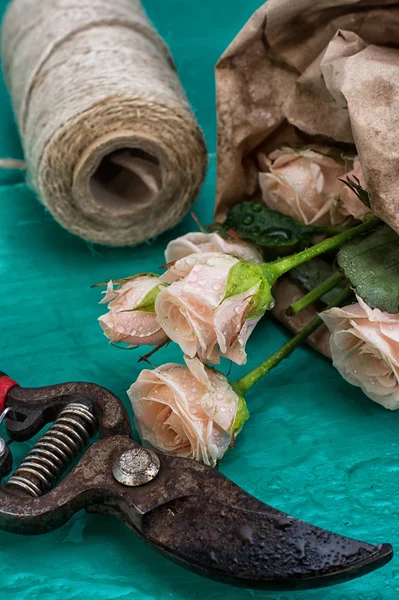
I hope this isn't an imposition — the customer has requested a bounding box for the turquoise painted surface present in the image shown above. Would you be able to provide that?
[0,0,398,598]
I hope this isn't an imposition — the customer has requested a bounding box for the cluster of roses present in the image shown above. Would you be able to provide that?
[98,147,399,467]
[99,232,264,467]
[261,148,399,412]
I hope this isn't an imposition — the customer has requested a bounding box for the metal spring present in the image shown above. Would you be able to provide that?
[4,402,97,497]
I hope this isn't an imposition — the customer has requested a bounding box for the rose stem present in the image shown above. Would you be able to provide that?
[286,271,346,316]
[234,283,353,396]
[268,215,380,279]
[312,225,349,235]
[138,339,169,363]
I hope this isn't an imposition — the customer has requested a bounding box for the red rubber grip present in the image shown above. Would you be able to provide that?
[0,376,18,412]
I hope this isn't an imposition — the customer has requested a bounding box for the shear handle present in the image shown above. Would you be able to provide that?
[4,380,131,441]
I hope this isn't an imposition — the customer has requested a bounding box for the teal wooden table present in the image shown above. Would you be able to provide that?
[0,1,397,598]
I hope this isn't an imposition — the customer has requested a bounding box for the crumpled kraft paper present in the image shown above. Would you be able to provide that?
[215,0,399,353]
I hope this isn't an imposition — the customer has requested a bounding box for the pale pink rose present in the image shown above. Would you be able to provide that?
[336,157,369,222]
[259,147,345,225]
[165,231,263,264]
[128,356,249,466]
[321,296,399,409]
[99,276,168,347]
[156,252,266,365]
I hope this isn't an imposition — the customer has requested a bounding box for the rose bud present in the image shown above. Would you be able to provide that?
[156,252,273,365]
[99,275,168,347]
[321,296,399,409]
[128,356,249,466]
[259,147,346,225]
[165,231,263,263]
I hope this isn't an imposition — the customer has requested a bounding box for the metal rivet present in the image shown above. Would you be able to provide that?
[113,448,160,487]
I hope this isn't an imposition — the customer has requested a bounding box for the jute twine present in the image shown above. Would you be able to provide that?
[2,0,207,246]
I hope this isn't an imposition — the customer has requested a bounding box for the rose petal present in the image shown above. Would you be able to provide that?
[98,310,167,346]
[224,316,262,365]
[160,252,238,284]
[184,355,212,388]
[356,294,399,323]
[165,232,262,264]
[100,280,117,304]
[214,284,260,363]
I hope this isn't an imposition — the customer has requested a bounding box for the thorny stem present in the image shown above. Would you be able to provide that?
[138,340,169,364]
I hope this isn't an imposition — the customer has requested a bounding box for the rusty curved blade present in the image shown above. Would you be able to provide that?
[103,451,393,591]
[139,493,392,590]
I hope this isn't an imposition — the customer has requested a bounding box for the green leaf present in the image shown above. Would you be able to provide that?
[231,395,250,437]
[220,201,315,258]
[135,283,166,313]
[290,258,347,305]
[337,225,399,313]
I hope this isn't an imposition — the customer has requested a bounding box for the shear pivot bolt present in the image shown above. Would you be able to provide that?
[113,448,160,486]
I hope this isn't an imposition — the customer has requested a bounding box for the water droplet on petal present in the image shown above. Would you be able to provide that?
[193,265,202,273]
[220,406,226,412]
[213,283,221,291]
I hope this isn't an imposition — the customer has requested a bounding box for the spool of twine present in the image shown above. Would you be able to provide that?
[2,0,207,246]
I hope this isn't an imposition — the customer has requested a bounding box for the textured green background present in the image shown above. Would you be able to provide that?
[0,1,398,598]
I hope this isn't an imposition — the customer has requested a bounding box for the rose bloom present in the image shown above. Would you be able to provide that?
[165,231,263,264]
[259,147,345,225]
[128,356,249,466]
[156,252,268,365]
[321,296,399,409]
[99,275,168,347]
[259,148,368,226]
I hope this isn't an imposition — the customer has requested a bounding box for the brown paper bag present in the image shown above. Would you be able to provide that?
[215,0,399,355]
